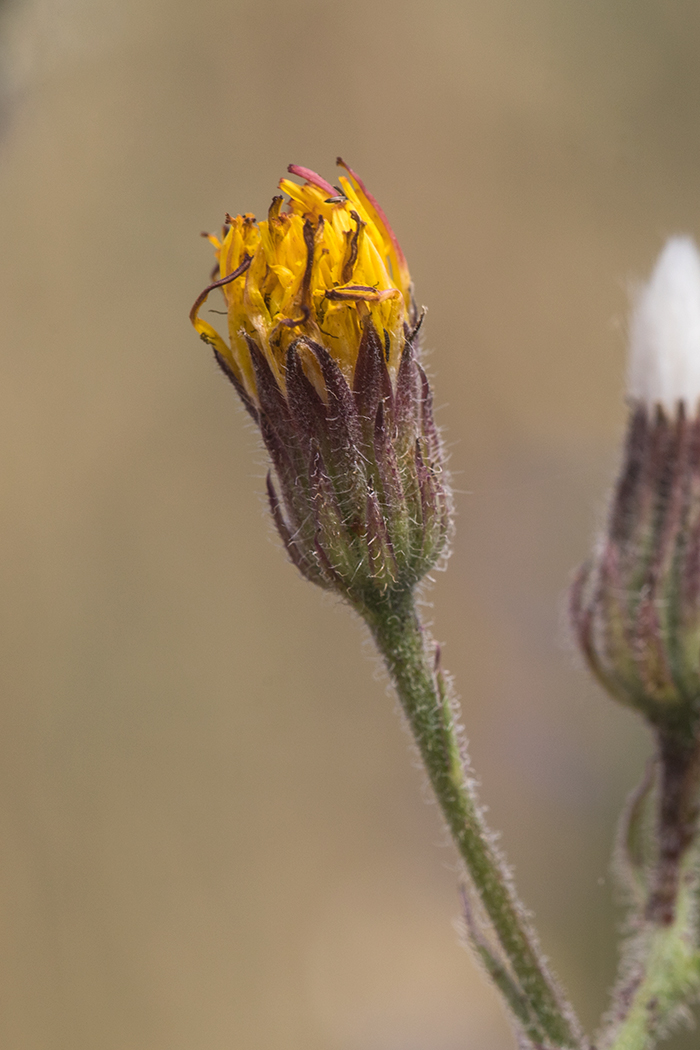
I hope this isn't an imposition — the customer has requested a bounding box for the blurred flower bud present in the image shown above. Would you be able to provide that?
[191,161,451,612]
[572,238,700,738]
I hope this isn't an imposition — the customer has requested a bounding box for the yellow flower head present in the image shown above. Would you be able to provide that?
[191,160,413,406]
[191,161,449,605]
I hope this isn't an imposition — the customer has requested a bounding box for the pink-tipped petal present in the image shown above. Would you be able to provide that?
[336,157,409,276]
[286,164,337,198]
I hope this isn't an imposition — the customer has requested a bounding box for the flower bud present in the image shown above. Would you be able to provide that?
[191,161,451,612]
[572,238,700,737]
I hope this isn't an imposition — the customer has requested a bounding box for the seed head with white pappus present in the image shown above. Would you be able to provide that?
[191,162,451,615]
[572,237,700,738]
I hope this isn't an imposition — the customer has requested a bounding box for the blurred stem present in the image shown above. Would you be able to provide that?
[364,588,583,1050]
[601,734,700,1050]
[601,860,700,1050]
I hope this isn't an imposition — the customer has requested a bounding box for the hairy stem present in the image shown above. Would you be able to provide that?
[646,733,700,925]
[364,588,583,1049]
[601,867,700,1050]
[601,733,700,1050]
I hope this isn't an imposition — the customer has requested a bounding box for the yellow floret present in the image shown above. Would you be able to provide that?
[191,162,413,406]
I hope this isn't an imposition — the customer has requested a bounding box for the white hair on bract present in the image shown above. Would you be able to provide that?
[628,236,700,412]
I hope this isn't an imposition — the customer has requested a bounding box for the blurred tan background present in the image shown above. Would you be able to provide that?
[1,1,699,1047]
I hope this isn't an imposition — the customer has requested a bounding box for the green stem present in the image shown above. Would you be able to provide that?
[601,734,700,1050]
[601,866,700,1050]
[363,588,583,1049]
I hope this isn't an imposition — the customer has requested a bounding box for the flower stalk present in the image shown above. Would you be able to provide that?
[366,587,582,1049]
[600,836,700,1050]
